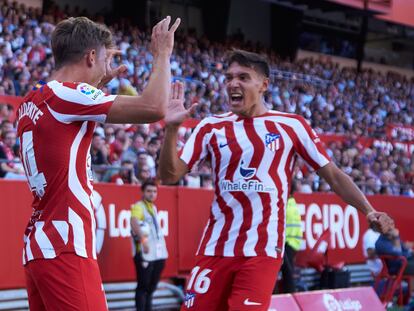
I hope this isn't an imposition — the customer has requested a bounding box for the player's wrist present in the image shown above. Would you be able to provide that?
[165,123,181,131]
[365,207,377,217]
[153,51,171,61]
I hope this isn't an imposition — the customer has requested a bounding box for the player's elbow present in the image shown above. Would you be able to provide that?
[141,94,167,120]
[149,108,166,122]
[329,169,353,194]
[157,109,166,120]
[159,171,180,185]
[160,175,180,185]
[158,160,187,185]
[152,99,166,119]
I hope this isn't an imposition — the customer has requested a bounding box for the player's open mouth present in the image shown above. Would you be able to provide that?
[230,93,243,103]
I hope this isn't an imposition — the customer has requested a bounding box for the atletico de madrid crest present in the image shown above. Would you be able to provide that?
[265,133,281,152]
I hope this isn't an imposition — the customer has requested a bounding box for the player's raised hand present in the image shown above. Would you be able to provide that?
[150,16,181,58]
[165,81,197,127]
[367,211,394,234]
[97,49,127,89]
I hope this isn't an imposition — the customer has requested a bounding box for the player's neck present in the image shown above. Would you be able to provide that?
[143,199,153,205]
[51,65,96,86]
[236,101,268,118]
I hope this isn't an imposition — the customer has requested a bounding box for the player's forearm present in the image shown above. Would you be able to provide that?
[140,54,171,118]
[329,169,375,216]
[158,125,182,184]
[106,55,170,124]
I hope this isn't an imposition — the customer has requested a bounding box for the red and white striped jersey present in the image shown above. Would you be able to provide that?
[179,111,330,258]
[16,80,116,264]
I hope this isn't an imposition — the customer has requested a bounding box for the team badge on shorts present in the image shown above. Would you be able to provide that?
[265,133,281,152]
[184,292,196,308]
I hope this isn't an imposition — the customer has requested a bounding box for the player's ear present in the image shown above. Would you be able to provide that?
[260,77,269,93]
[86,49,96,68]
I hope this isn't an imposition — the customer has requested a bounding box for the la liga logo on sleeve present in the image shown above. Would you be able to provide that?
[77,83,105,101]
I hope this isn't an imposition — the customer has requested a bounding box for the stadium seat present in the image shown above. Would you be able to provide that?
[296,229,344,273]
[373,255,408,307]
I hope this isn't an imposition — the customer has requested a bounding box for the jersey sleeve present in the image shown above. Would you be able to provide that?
[45,81,116,123]
[131,202,144,221]
[179,119,211,171]
[293,116,330,171]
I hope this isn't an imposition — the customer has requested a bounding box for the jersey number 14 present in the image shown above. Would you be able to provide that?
[20,131,47,198]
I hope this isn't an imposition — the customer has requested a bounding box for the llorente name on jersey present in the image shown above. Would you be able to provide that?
[18,101,44,125]
[219,179,276,193]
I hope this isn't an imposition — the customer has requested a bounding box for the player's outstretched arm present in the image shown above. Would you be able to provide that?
[158,81,197,184]
[106,16,181,124]
[318,162,394,233]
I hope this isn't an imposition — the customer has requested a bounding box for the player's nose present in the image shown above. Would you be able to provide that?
[227,79,241,89]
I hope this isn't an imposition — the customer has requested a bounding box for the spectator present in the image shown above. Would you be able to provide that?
[279,183,303,293]
[130,180,168,311]
[146,137,160,176]
[375,228,414,276]
[0,120,14,137]
[91,132,109,181]
[0,130,25,179]
[110,159,138,185]
[91,133,108,166]
[121,132,146,164]
[109,128,131,163]
[104,125,116,145]
[0,104,11,122]
[137,164,151,185]
[362,228,382,276]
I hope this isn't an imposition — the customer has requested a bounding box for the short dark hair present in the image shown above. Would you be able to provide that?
[148,137,159,145]
[121,159,133,165]
[141,179,157,191]
[51,17,112,69]
[1,130,16,140]
[1,120,12,127]
[226,49,270,78]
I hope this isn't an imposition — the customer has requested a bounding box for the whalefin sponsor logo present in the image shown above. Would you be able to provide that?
[219,161,276,193]
[239,161,256,179]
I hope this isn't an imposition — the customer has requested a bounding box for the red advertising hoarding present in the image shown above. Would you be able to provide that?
[269,294,301,311]
[1,180,413,289]
[293,286,385,311]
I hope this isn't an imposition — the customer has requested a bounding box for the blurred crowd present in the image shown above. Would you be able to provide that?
[1,0,414,195]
